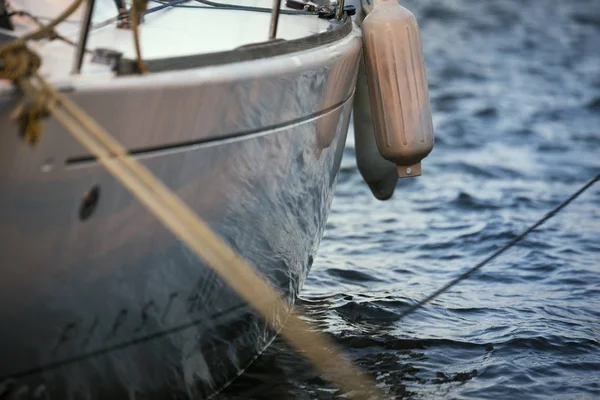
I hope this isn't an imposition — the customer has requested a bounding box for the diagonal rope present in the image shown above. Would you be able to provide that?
[19,72,383,399]
[397,173,600,321]
[6,1,596,398]
[1,1,384,398]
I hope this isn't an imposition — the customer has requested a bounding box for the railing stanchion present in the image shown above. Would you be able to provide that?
[72,0,96,74]
[269,0,282,40]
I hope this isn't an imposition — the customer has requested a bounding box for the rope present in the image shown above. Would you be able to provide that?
[2,0,83,47]
[131,0,149,74]
[397,173,600,322]
[17,72,383,399]
[0,0,83,81]
[7,9,96,55]
[10,85,50,144]
[1,2,383,397]
[0,0,146,77]
[0,45,40,80]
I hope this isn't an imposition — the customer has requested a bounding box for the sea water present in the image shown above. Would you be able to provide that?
[220,0,600,398]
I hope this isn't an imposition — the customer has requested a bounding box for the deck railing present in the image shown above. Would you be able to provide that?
[72,0,96,73]
[72,0,348,74]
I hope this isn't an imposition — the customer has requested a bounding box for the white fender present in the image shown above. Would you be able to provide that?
[353,53,398,200]
[352,2,398,201]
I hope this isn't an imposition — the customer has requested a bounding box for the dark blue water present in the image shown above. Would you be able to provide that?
[221,0,600,398]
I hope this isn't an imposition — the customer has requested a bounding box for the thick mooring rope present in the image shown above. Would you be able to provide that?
[7,8,96,55]
[0,0,83,81]
[17,71,383,398]
[0,1,383,398]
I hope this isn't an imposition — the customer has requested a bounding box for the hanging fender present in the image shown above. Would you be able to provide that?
[361,0,434,179]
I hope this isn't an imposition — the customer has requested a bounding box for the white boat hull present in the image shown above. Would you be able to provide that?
[0,17,361,398]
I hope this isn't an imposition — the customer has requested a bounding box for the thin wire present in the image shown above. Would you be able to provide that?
[146,0,312,15]
[397,173,600,321]
[145,0,189,14]
[194,0,309,14]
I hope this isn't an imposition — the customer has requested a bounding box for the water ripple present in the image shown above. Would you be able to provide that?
[221,0,600,398]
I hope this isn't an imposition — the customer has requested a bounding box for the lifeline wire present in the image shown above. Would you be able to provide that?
[397,173,600,322]
[146,0,189,15]
[147,0,312,15]
[194,0,310,14]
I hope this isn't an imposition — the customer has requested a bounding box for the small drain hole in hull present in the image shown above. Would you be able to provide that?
[79,185,100,221]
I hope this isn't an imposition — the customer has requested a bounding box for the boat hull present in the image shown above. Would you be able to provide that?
[0,23,361,399]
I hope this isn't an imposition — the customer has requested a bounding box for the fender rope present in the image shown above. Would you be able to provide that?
[132,0,148,74]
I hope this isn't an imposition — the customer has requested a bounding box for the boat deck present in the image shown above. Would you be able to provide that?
[3,0,333,82]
